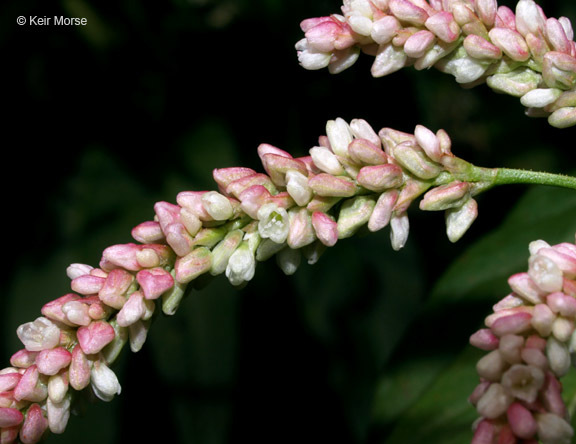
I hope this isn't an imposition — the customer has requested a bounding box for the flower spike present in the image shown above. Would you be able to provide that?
[296,0,576,128]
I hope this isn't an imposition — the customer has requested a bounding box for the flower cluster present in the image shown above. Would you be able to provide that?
[0,118,489,443]
[296,0,576,128]
[469,237,576,443]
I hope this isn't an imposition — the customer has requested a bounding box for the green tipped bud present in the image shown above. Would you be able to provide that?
[392,142,443,180]
[210,229,244,276]
[337,195,377,239]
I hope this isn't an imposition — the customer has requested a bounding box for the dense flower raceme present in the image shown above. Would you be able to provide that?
[469,237,576,444]
[296,0,576,128]
[0,118,496,443]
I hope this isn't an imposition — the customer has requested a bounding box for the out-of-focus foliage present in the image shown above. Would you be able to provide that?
[1,0,576,443]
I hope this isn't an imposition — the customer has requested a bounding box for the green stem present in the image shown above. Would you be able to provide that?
[493,168,576,190]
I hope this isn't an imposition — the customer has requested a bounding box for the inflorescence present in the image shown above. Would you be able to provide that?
[296,0,576,128]
[0,118,492,443]
[470,238,576,444]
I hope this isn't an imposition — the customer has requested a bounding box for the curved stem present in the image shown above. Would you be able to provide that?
[493,168,576,190]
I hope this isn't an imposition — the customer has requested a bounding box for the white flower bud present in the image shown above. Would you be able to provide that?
[17,317,61,352]
[90,361,122,402]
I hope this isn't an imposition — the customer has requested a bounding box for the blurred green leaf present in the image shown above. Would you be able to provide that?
[430,185,576,306]
[374,347,482,444]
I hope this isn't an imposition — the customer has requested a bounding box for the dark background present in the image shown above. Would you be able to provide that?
[2,0,576,443]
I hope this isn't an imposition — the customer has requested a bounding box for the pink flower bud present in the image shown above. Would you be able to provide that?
[529,253,564,293]
[10,350,38,369]
[488,28,530,62]
[371,15,401,45]
[35,348,72,376]
[547,292,576,317]
[470,328,500,351]
[507,402,537,440]
[542,51,576,89]
[19,403,48,444]
[368,189,399,232]
[70,274,105,296]
[491,311,533,337]
[404,30,436,58]
[391,142,442,180]
[0,372,21,392]
[68,346,91,391]
[540,372,567,417]
[308,173,357,197]
[357,164,404,192]
[0,407,24,428]
[507,272,545,304]
[311,212,338,247]
[471,419,495,444]
[175,191,213,221]
[389,0,429,26]
[212,167,257,193]
[162,222,192,257]
[287,208,316,249]
[116,292,146,327]
[495,5,516,30]
[41,294,82,326]
[179,207,202,237]
[14,366,47,403]
[463,34,502,60]
[100,243,142,272]
[17,317,61,352]
[153,201,182,231]
[348,138,388,166]
[136,267,174,300]
[131,221,164,244]
[546,18,572,54]
[420,181,470,211]
[538,246,576,276]
[261,154,308,188]
[425,11,460,43]
[77,321,116,355]
[98,268,135,310]
[225,173,276,199]
[174,246,212,284]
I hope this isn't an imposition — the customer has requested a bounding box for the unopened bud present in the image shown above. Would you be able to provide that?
[445,198,478,242]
